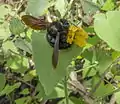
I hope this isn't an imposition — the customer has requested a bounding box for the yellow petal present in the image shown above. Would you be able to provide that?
[67,25,77,44]
[66,25,88,47]
[74,27,88,47]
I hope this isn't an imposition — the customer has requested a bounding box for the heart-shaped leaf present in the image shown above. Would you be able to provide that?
[94,11,120,51]
[32,31,81,95]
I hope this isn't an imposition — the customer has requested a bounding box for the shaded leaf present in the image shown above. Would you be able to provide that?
[32,31,82,95]
[94,83,114,97]
[36,81,46,99]
[9,18,25,35]
[81,0,100,15]
[0,73,6,92]
[96,50,112,74]
[26,0,49,16]
[92,75,114,97]
[58,97,84,104]
[14,38,32,54]
[46,83,65,99]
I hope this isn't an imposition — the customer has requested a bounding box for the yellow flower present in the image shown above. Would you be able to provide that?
[67,25,88,47]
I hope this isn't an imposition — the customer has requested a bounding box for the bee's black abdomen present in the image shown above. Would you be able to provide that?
[46,19,71,49]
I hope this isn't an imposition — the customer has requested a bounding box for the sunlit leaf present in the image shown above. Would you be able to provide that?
[15,96,31,104]
[55,0,66,17]
[20,88,29,95]
[0,28,10,40]
[112,51,120,60]
[7,55,28,73]
[0,4,11,19]
[0,82,21,96]
[2,40,18,54]
[101,0,115,11]
[115,91,120,104]
[23,70,36,81]
[94,11,120,51]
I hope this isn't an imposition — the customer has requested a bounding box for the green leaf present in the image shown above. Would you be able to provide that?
[55,0,66,17]
[9,18,25,35]
[36,81,46,99]
[23,70,36,81]
[0,73,6,92]
[32,32,82,95]
[94,11,120,51]
[0,82,21,96]
[46,83,65,99]
[0,28,10,40]
[69,97,85,104]
[14,38,32,54]
[20,88,29,95]
[15,96,31,104]
[7,55,28,73]
[94,83,114,97]
[0,4,11,19]
[92,75,114,97]
[26,0,49,16]
[101,0,115,11]
[2,41,18,54]
[115,91,120,104]
[58,97,84,104]
[112,51,120,60]
[81,0,100,15]
[96,50,112,74]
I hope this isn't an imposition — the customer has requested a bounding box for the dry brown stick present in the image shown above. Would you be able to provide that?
[109,94,116,104]
[68,80,94,104]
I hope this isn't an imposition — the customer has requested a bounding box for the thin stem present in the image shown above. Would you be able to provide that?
[16,77,34,89]
[14,0,25,16]
[89,57,120,96]
[8,95,13,104]
[63,0,74,18]
[64,75,69,104]
[89,64,113,96]
[76,62,98,73]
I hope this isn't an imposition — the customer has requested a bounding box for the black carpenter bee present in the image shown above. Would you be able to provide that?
[22,15,71,69]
